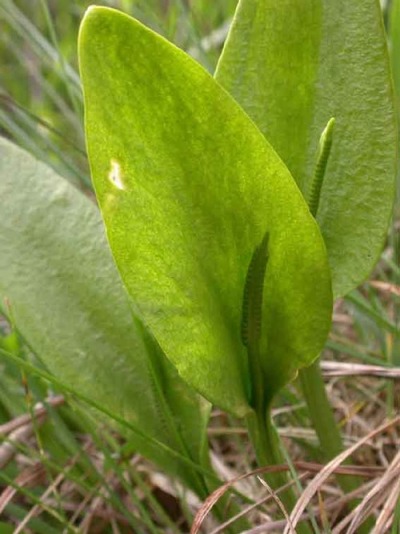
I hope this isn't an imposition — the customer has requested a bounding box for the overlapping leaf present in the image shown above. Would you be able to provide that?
[79,7,332,412]
[216,0,398,297]
[0,137,210,496]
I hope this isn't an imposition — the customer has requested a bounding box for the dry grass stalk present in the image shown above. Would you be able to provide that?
[369,280,400,297]
[284,416,400,533]
[191,458,384,532]
[332,449,400,533]
[321,361,400,379]
[0,395,65,469]
[372,472,400,534]
[0,463,46,515]
[13,467,73,534]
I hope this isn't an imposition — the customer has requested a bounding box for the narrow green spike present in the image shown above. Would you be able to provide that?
[241,231,270,348]
[308,117,335,217]
[241,231,269,410]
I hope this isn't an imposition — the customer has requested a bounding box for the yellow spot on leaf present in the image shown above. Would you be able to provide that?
[108,159,125,190]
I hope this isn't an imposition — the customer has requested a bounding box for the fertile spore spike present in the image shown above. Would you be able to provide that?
[308,117,335,218]
[241,231,270,348]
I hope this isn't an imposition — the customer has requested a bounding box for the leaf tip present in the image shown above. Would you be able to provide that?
[80,5,115,35]
[84,5,104,17]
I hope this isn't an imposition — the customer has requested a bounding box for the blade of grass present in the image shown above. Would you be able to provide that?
[38,0,82,120]
[0,346,220,487]
[346,290,399,335]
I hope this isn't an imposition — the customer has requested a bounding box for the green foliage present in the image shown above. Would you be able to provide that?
[79,6,333,417]
[0,137,211,497]
[216,0,398,298]
[0,0,85,175]
[389,0,400,111]
[0,0,236,190]
[0,2,398,529]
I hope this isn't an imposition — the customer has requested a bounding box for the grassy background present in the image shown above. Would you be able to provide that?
[1,1,400,532]
[0,0,236,189]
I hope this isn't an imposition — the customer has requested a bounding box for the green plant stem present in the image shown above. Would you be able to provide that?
[247,409,312,534]
[247,409,286,486]
[299,360,342,456]
[299,361,349,470]
[299,360,375,533]
[301,117,368,512]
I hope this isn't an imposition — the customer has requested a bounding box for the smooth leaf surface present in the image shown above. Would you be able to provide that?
[216,0,398,298]
[0,137,210,495]
[79,7,332,412]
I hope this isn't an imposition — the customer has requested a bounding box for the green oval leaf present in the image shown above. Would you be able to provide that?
[216,0,398,298]
[0,137,210,495]
[79,7,332,414]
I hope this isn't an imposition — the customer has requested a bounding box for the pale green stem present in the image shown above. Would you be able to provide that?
[299,361,373,532]
[246,409,290,490]
[299,360,358,492]
[246,409,313,534]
